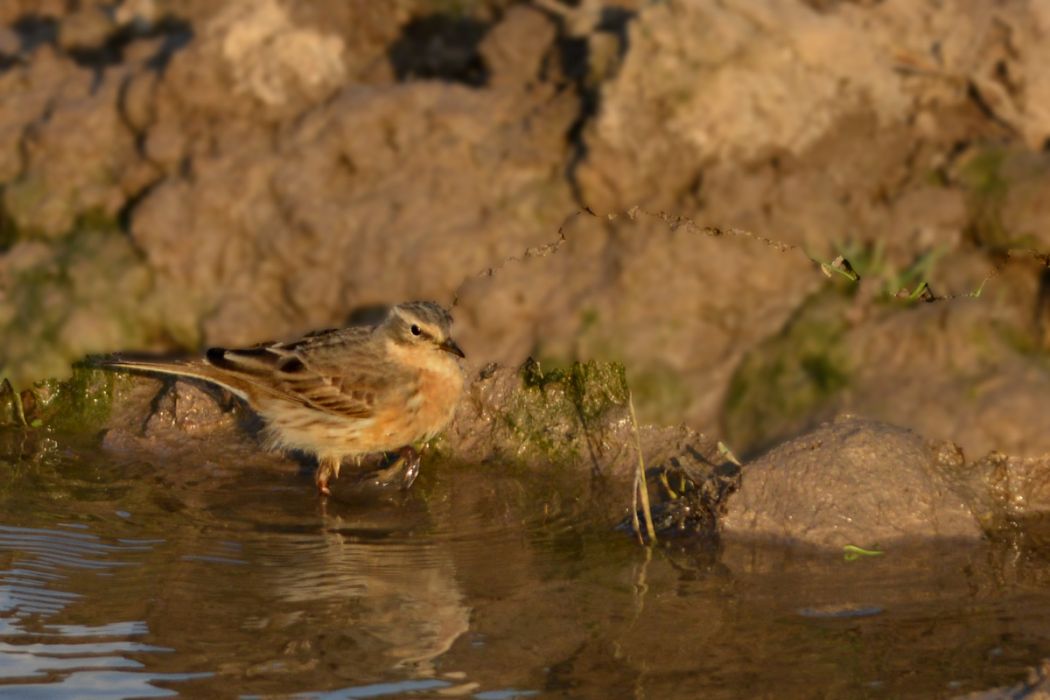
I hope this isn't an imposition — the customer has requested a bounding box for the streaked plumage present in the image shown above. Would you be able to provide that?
[100,301,466,495]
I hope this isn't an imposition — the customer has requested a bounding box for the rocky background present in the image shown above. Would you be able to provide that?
[3,0,1050,462]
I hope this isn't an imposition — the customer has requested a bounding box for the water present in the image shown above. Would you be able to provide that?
[1,431,1050,698]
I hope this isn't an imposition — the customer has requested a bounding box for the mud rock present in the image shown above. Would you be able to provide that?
[576,0,1050,212]
[445,360,737,536]
[840,347,1050,463]
[0,25,21,58]
[133,0,352,164]
[132,81,577,348]
[0,48,86,197]
[204,0,347,111]
[453,209,819,428]
[722,416,982,548]
[100,374,261,464]
[57,6,115,52]
[0,231,161,386]
[578,0,905,210]
[103,0,574,356]
[0,39,161,238]
[999,151,1050,251]
[726,286,1050,461]
[477,5,554,89]
[445,361,721,479]
[974,452,1050,524]
[0,1,65,26]
[968,3,1050,151]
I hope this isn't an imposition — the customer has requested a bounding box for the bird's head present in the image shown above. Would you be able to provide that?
[384,301,465,360]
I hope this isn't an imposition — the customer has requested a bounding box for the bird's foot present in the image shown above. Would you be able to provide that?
[315,458,339,497]
[367,446,421,491]
[315,473,331,497]
[398,446,421,491]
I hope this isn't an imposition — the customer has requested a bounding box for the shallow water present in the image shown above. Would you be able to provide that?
[1,431,1050,698]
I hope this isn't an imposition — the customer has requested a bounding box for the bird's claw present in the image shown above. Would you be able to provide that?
[399,449,421,491]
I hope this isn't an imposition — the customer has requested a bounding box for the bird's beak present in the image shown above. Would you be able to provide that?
[440,338,466,358]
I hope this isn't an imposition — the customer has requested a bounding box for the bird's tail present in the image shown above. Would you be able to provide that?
[94,356,253,401]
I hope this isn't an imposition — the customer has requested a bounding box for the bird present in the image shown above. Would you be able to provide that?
[99,301,466,496]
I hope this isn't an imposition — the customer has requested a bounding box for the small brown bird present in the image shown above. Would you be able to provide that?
[101,301,466,495]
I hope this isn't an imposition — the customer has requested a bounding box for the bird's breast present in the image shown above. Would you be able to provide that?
[409,363,465,440]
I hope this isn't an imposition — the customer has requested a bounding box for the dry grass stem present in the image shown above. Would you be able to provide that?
[628,390,657,544]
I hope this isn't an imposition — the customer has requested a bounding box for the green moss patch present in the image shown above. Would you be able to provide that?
[0,367,120,433]
[500,359,630,465]
[724,289,852,456]
[0,217,184,389]
[625,360,691,426]
[955,145,1043,251]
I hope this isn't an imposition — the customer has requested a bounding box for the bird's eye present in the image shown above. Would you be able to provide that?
[410,324,421,336]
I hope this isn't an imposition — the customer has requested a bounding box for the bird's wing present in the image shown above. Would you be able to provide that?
[207,328,395,419]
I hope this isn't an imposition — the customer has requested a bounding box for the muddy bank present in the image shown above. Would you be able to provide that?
[4,359,1050,551]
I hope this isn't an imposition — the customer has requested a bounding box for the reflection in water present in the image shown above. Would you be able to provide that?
[286,679,452,699]
[265,518,470,674]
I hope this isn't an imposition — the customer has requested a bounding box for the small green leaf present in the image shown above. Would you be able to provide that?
[717,440,742,466]
[843,544,884,561]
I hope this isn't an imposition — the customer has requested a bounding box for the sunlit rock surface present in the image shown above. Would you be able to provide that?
[721,416,981,548]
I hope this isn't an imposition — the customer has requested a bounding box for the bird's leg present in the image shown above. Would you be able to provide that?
[315,456,341,496]
[370,450,407,484]
[141,376,178,434]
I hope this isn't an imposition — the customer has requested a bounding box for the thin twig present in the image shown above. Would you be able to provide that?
[628,391,657,544]
[3,380,29,427]
[451,206,1017,314]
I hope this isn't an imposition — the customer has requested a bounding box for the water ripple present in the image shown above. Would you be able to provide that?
[0,669,211,698]
[0,522,208,696]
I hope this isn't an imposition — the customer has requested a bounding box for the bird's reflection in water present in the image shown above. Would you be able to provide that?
[258,498,470,676]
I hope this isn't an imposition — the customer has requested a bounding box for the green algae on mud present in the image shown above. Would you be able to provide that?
[0,226,156,388]
[412,359,633,471]
[722,234,964,457]
[958,146,1014,250]
[724,288,852,456]
[956,145,1050,252]
[0,367,120,433]
[503,358,630,465]
[621,359,691,427]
